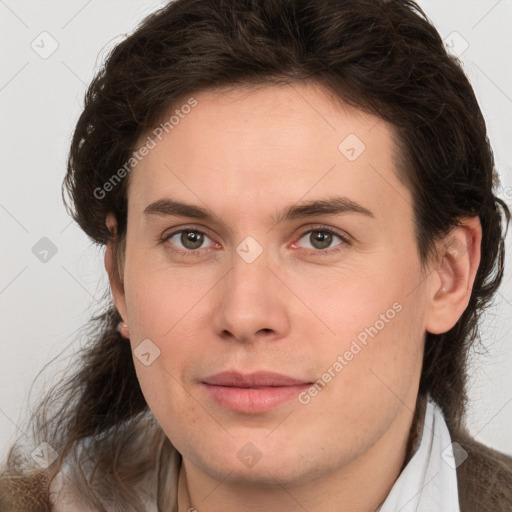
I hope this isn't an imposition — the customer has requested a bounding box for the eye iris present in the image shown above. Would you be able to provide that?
[181,230,204,249]
[311,231,332,249]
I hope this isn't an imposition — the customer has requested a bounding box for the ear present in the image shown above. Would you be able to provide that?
[425,216,482,334]
[105,213,128,323]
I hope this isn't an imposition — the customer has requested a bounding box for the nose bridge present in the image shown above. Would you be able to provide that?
[213,239,289,342]
[227,241,273,310]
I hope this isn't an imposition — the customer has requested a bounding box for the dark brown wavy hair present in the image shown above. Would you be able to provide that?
[1,0,511,510]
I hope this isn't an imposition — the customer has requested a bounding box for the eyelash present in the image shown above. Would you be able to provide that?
[159,224,351,258]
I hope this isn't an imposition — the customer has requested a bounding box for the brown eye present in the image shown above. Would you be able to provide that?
[309,230,333,250]
[180,230,205,250]
[164,229,215,253]
[294,227,349,255]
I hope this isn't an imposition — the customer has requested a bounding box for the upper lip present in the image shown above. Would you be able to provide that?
[202,371,311,387]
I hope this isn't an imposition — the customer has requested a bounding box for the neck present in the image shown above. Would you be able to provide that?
[176,396,428,512]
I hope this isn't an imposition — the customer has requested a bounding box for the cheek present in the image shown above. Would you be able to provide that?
[122,262,219,405]
[301,257,426,401]
[123,257,215,339]
[292,294,424,455]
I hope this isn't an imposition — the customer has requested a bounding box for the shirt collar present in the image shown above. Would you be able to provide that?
[376,397,461,512]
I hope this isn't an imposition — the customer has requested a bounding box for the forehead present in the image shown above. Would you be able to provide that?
[127,81,412,227]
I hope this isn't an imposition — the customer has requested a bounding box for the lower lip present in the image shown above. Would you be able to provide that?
[202,383,311,414]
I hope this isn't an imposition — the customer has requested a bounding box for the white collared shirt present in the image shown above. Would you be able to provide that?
[377,398,461,512]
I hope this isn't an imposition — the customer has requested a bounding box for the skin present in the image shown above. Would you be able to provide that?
[104,81,481,511]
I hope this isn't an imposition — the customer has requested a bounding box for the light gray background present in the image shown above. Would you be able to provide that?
[1,0,512,462]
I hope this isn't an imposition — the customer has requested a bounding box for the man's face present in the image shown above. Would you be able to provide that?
[117,82,432,486]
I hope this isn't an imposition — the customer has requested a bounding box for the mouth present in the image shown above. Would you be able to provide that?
[201,371,312,414]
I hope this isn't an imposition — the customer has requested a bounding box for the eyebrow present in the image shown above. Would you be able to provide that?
[143,196,375,225]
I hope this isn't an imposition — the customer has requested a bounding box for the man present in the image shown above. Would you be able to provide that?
[1,1,511,510]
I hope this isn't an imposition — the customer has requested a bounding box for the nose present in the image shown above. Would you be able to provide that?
[212,245,291,344]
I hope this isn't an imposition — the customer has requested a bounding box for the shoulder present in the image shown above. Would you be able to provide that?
[451,427,512,512]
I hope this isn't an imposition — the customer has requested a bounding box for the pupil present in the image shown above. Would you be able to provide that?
[182,231,203,249]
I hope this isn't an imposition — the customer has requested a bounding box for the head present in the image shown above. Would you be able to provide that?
[102,78,486,487]
[2,0,508,509]
[63,0,507,491]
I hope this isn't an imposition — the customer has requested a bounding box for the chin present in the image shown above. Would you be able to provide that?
[189,441,332,489]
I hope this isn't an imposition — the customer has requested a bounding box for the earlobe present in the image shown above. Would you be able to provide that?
[425,216,482,335]
[104,213,128,323]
